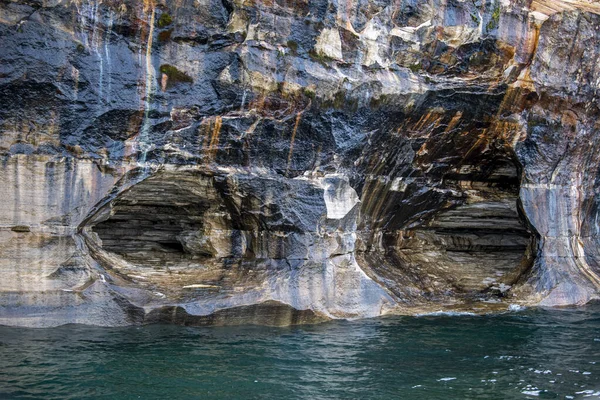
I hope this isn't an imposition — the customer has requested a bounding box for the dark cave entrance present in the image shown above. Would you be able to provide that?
[414,159,535,293]
[89,172,228,268]
[360,156,537,299]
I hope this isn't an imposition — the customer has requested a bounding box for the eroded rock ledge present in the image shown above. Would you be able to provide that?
[1,0,600,326]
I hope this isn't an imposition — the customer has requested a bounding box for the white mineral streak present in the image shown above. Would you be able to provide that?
[520,178,600,306]
[361,19,386,67]
[267,254,394,319]
[0,156,119,228]
[314,28,344,61]
[323,177,360,220]
[182,284,220,289]
[138,7,156,166]
[0,157,133,326]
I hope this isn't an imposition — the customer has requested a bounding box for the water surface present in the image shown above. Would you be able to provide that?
[1,305,600,399]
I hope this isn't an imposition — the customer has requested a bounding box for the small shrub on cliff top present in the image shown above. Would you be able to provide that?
[303,87,316,99]
[157,12,173,28]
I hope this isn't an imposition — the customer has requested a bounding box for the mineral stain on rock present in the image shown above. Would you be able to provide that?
[1,0,600,327]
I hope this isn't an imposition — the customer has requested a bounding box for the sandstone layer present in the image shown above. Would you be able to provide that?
[1,0,600,326]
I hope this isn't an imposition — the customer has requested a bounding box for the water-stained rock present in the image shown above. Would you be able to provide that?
[1,0,600,326]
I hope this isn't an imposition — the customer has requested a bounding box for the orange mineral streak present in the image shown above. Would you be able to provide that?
[526,23,541,67]
[460,129,489,164]
[444,111,463,133]
[161,73,168,92]
[414,110,444,135]
[206,116,223,162]
[142,0,157,13]
[285,112,302,176]
[492,119,526,149]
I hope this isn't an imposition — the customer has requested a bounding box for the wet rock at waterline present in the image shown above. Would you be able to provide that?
[1,0,600,327]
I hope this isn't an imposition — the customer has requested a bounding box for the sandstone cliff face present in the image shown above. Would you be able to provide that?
[1,0,599,326]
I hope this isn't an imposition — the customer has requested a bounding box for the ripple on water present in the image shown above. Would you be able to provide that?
[0,305,600,399]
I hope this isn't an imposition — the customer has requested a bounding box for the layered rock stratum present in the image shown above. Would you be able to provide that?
[1,0,600,326]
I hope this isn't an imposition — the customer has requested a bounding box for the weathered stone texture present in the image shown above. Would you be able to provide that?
[1,0,600,326]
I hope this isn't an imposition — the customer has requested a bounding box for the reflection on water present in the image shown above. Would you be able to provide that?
[1,304,600,399]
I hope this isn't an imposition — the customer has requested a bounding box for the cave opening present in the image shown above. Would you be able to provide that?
[422,158,535,293]
[89,172,229,269]
[361,155,537,301]
[85,170,313,275]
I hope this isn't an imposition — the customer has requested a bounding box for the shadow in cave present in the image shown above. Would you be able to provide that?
[90,171,232,269]
[358,156,537,302]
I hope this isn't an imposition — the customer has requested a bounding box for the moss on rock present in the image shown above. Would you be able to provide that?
[157,13,173,28]
[159,64,193,87]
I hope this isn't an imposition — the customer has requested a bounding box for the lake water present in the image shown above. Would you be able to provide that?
[1,305,600,399]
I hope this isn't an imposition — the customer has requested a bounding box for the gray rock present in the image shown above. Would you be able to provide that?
[1,0,600,326]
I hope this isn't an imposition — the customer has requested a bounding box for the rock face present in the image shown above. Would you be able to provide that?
[1,0,600,327]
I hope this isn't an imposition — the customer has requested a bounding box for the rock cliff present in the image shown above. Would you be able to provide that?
[1,0,600,326]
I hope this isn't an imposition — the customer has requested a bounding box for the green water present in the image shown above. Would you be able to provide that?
[1,305,600,399]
